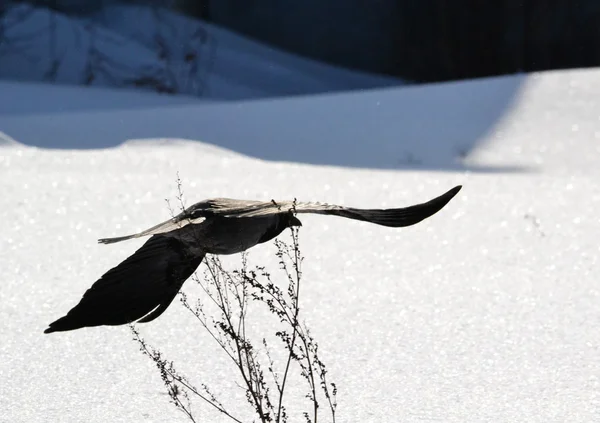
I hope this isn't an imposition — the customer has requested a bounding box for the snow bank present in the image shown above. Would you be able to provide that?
[0,71,522,170]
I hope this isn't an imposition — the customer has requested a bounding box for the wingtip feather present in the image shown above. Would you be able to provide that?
[449,185,462,195]
[98,235,134,244]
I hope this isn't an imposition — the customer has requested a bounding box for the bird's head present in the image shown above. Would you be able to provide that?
[286,213,302,228]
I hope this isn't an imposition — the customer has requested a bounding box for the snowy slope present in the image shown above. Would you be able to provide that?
[1,68,600,423]
[0,72,522,169]
[0,3,401,100]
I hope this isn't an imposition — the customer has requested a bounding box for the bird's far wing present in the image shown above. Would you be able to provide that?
[290,185,462,227]
[44,235,204,333]
[186,186,463,226]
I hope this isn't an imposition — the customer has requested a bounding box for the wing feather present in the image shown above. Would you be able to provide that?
[44,235,204,333]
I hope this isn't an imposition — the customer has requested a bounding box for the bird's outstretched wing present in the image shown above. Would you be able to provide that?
[98,185,462,244]
[196,185,462,227]
[44,235,204,333]
[292,185,462,227]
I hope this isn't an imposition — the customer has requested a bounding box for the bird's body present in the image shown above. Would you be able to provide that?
[44,186,462,334]
[157,214,294,256]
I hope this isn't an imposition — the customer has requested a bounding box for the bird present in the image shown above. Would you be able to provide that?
[44,185,462,334]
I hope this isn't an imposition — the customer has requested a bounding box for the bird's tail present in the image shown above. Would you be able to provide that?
[98,216,190,244]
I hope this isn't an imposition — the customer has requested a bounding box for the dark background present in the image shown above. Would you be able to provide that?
[5,0,600,83]
[180,0,600,83]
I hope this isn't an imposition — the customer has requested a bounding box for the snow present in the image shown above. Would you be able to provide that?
[1,67,600,422]
[0,73,521,168]
[0,3,401,100]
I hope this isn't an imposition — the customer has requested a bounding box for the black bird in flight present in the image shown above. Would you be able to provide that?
[44,185,462,334]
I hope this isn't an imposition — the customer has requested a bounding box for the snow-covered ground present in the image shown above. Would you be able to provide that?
[1,67,600,422]
[0,73,522,168]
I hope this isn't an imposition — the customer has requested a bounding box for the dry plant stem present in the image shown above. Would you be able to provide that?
[205,261,269,422]
[176,177,271,422]
[315,350,337,422]
[276,228,302,422]
[135,181,336,422]
[180,291,237,363]
[290,232,319,423]
[235,272,269,416]
[264,339,282,393]
[131,325,243,423]
[303,333,319,423]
